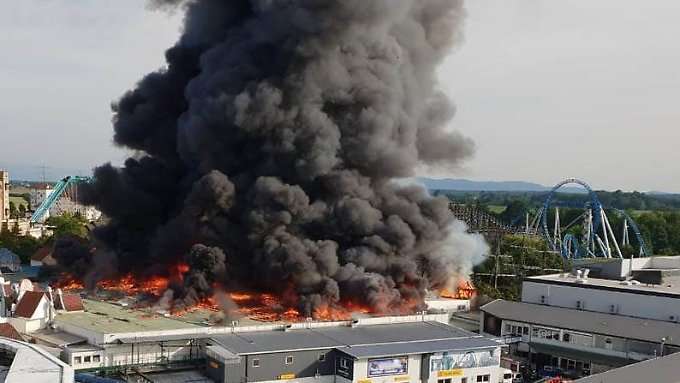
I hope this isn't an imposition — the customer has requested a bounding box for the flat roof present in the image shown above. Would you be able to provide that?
[575,351,680,383]
[526,274,680,297]
[482,299,680,346]
[338,337,499,359]
[54,299,201,334]
[212,321,490,356]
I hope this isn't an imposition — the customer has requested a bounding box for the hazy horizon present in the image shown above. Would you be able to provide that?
[1,1,679,192]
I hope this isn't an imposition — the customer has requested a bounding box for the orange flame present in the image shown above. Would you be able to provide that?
[439,280,476,300]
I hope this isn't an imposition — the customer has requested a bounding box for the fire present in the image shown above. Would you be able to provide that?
[57,278,84,291]
[439,280,476,300]
[56,269,447,322]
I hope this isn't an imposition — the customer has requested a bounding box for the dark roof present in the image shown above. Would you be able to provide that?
[338,337,499,359]
[575,351,680,383]
[212,321,491,356]
[482,299,680,346]
[31,246,53,262]
[14,291,45,318]
[54,293,84,312]
[0,323,24,341]
[0,249,21,272]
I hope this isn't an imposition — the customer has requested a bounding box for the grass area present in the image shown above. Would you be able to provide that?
[9,196,28,209]
[487,205,507,214]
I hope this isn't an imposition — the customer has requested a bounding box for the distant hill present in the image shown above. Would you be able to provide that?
[417,178,588,193]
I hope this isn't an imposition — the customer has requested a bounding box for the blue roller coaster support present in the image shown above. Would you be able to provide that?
[561,234,581,259]
[30,176,91,223]
[614,209,650,258]
[541,178,603,253]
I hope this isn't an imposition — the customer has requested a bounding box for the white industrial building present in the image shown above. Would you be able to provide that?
[480,259,680,379]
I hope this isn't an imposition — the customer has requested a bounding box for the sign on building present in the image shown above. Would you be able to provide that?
[367,357,409,377]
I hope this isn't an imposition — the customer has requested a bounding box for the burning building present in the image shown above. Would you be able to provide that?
[54,0,488,319]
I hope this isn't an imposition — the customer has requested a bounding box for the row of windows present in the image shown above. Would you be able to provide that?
[251,353,327,368]
[436,374,489,383]
[73,355,101,364]
[504,324,529,336]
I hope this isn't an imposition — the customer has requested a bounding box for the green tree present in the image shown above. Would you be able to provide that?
[47,213,88,239]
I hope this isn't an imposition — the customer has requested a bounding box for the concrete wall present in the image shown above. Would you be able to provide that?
[521,281,680,322]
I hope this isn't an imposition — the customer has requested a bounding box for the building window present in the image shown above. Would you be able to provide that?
[84,356,91,363]
[74,356,81,364]
[285,356,294,365]
[563,333,571,342]
[476,375,490,382]
[318,353,326,362]
[340,358,350,369]
[437,379,452,383]
[505,324,511,333]
[252,359,260,368]
[523,327,529,335]
[461,378,468,383]
[93,355,101,363]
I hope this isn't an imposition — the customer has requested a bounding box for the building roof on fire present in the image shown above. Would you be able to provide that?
[482,299,680,346]
[211,321,492,356]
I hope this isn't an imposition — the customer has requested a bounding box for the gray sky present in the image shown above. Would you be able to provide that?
[1,1,679,192]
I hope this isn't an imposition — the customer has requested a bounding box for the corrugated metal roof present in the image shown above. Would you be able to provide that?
[338,337,500,359]
[482,299,680,346]
[211,321,491,356]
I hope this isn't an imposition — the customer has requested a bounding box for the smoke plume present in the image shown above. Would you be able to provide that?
[81,0,487,315]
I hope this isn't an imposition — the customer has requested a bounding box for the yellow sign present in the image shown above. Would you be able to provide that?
[394,376,410,381]
[437,369,464,378]
[358,379,372,383]
[279,374,296,380]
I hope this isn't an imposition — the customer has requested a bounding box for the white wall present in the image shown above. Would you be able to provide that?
[9,317,46,333]
[521,281,680,322]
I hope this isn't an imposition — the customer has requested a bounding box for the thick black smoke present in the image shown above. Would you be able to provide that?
[82,0,488,315]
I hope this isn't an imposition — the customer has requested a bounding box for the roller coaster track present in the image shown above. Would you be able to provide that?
[449,204,535,235]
